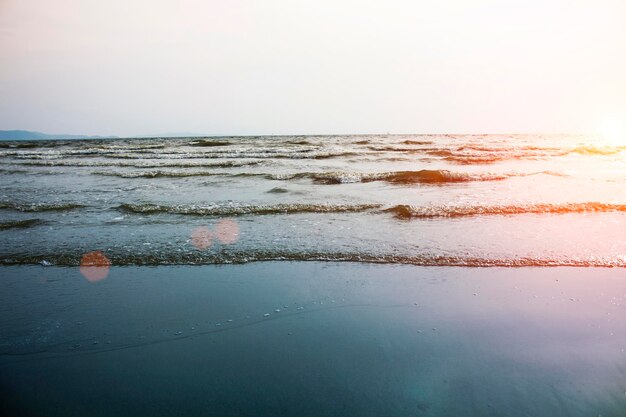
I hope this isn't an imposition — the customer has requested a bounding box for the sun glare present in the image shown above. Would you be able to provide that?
[598,118,625,146]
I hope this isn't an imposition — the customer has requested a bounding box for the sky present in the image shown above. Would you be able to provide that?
[1,0,625,137]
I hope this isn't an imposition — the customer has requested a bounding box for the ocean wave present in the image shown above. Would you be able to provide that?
[0,142,41,149]
[444,152,564,164]
[455,145,559,152]
[425,149,455,157]
[401,140,434,145]
[266,187,289,193]
[117,202,382,216]
[90,169,544,184]
[425,145,626,164]
[94,170,223,178]
[2,251,625,267]
[270,170,559,185]
[368,170,511,184]
[311,152,360,159]
[0,202,85,212]
[569,146,626,156]
[367,146,422,153]
[116,200,618,220]
[287,140,314,145]
[0,168,32,174]
[431,149,553,165]
[386,202,626,219]
[95,143,167,150]
[7,160,262,169]
[3,149,362,161]
[0,219,45,229]
[99,150,360,160]
[366,145,562,162]
[443,155,511,164]
[190,140,233,147]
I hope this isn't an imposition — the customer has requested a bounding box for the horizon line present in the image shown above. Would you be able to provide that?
[0,129,600,141]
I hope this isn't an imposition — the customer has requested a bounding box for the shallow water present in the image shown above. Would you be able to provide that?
[1,134,626,266]
[1,263,625,417]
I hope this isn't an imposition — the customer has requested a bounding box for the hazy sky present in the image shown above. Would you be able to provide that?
[1,0,625,136]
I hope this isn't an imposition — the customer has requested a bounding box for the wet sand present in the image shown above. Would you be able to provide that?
[1,263,625,416]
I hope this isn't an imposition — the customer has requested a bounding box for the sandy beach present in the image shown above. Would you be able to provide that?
[1,263,624,416]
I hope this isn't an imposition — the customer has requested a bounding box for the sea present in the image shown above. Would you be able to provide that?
[1,133,625,267]
[2,134,626,416]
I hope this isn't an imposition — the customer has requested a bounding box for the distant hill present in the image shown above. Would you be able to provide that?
[0,130,116,140]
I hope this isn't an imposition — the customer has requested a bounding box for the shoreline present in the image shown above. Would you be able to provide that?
[3,255,626,267]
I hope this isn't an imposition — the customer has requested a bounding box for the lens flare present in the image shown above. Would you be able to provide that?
[191,226,213,250]
[215,218,240,244]
[80,251,111,282]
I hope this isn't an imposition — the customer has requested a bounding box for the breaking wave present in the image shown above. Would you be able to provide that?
[9,160,262,169]
[0,202,85,212]
[569,146,626,156]
[3,251,625,267]
[386,202,626,219]
[401,140,434,145]
[94,170,223,178]
[88,169,556,183]
[0,219,45,229]
[266,170,561,185]
[190,140,233,147]
[369,170,509,184]
[117,202,382,216]
[1,150,360,160]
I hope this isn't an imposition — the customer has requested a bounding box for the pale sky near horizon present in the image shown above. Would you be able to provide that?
[1,0,625,137]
